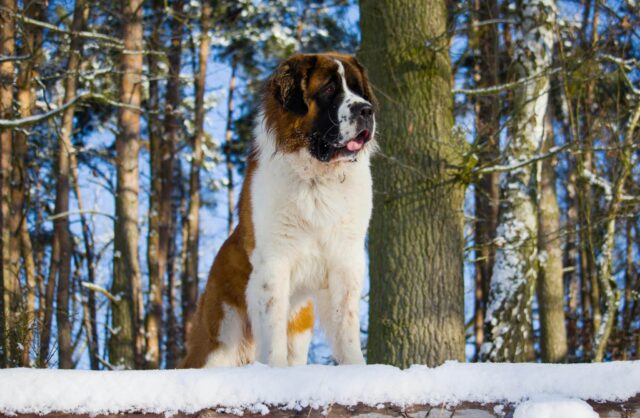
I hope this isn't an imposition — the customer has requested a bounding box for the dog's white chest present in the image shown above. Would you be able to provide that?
[249,145,372,295]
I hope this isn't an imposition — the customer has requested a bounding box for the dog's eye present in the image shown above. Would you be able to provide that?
[321,82,336,96]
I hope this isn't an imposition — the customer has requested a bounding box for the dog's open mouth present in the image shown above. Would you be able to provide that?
[334,129,371,160]
[345,129,371,152]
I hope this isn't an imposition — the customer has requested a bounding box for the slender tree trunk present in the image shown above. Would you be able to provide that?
[110,0,144,369]
[0,0,16,368]
[482,0,556,362]
[182,0,210,342]
[224,59,238,236]
[13,0,46,367]
[144,0,164,370]
[39,239,58,366]
[70,156,99,369]
[621,217,635,359]
[166,162,184,368]
[564,159,580,358]
[471,0,500,360]
[360,0,466,368]
[537,111,568,363]
[52,0,87,370]
[593,103,640,361]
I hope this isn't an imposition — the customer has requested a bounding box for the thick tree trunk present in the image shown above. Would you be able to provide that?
[360,0,466,368]
[537,112,567,363]
[471,0,500,360]
[482,0,556,362]
[182,0,211,342]
[0,0,16,368]
[110,0,144,370]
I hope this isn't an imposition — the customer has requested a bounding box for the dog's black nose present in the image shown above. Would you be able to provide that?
[352,102,373,119]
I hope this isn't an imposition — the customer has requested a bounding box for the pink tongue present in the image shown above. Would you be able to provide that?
[346,139,364,152]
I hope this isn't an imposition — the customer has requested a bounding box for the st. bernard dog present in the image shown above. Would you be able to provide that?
[181,52,376,368]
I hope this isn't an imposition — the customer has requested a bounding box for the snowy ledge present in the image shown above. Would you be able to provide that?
[1,361,640,417]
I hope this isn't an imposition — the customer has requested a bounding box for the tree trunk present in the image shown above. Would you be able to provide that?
[51,0,87,370]
[482,0,556,362]
[360,0,466,368]
[0,0,16,368]
[144,0,164,370]
[471,0,500,360]
[182,0,211,342]
[167,161,184,368]
[13,0,46,367]
[593,103,640,362]
[70,153,99,369]
[110,0,144,370]
[537,111,567,363]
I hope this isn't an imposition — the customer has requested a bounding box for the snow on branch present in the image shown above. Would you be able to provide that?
[0,93,148,128]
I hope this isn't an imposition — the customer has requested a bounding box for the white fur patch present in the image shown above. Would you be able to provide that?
[204,303,254,368]
[248,114,372,366]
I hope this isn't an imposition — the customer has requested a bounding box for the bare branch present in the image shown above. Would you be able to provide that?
[46,209,115,222]
[0,54,30,63]
[0,5,124,46]
[473,142,573,175]
[81,282,119,304]
[0,92,90,128]
[453,67,561,96]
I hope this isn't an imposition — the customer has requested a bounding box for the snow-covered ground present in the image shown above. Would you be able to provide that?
[1,361,639,416]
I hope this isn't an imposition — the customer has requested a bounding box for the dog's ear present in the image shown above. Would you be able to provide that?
[269,55,317,115]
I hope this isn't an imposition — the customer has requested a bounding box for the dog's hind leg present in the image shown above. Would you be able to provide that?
[203,303,247,367]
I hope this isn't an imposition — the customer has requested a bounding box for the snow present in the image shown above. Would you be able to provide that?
[513,397,598,418]
[1,361,639,416]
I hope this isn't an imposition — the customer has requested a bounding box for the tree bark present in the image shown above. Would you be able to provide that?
[110,0,144,369]
[52,0,87,370]
[360,0,466,368]
[471,0,500,360]
[537,111,567,363]
[182,0,211,343]
[144,0,164,370]
[13,0,46,367]
[482,0,555,362]
[0,0,16,368]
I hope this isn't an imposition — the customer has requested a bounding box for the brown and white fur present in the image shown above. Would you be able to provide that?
[181,52,376,368]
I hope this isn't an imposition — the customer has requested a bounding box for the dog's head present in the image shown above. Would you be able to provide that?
[263,52,376,163]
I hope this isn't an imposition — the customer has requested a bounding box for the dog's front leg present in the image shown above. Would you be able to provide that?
[325,260,365,365]
[246,259,290,367]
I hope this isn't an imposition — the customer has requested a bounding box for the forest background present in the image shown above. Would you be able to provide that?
[0,0,639,370]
